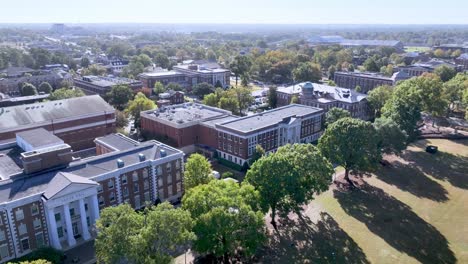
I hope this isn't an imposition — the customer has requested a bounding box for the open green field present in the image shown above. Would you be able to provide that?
[260,139,468,263]
[404,46,431,53]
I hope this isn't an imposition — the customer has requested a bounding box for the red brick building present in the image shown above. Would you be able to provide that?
[0,95,116,151]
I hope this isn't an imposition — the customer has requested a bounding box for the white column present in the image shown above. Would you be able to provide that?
[78,199,91,240]
[63,203,76,247]
[46,208,62,249]
[90,194,100,225]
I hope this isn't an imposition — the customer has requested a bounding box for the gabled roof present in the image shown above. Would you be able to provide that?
[43,172,98,200]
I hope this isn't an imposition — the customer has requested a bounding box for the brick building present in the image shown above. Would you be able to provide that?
[455,54,468,70]
[0,130,184,262]
[397,59,463,77]
[73,76,143,95]
[277,82,370,120]
[334,71,409,93]
[0,95,116,151]
[156,90,185,107]
[141,103,324,166]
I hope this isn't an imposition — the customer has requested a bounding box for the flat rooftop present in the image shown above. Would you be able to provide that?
[0,95,115,132]
[16,128,63,149]
[278,82,367,104]
[95,133,140,151]
[141,103,232,127]
[217,104,322,134]
[335,71,394,80]
[140,71,186,78]
[77,76,141,87]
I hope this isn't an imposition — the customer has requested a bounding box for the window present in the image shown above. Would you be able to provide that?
[167,174,172,185]
[166,163,172,173]
[134,183,139,193]
[31,204,39,216]
[143,169,149,178]
[134,195,141,209]
[0,244,9,259]
[18,223,27,236]
[97,185,103,193]
[132,172,139,182]
[98,196,104,206]
[35,233,44,247]
[176,171,181,181]
[54,213,61,222]
[157,166,162,175]
[0,230,5,241]
[86,217,90,227]
[144,192,150,202]
[175,160,180,169]
[21,238,29,251]
[177,182,182,193]
[57,227,64,238]
[144,180,149,190]
[167,187,173,197]
[109,192,115,202]
[15,209,24,221]
[108,180,114,190]
[33,218,41,229]
[69,208,75,217]
[85,204,88,211]
[158,177,163,187]
[122,175,127,184]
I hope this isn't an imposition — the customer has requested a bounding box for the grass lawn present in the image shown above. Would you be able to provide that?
[404,46,431,53]
[260,139,468,263]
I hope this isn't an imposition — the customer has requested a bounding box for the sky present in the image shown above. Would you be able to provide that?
[1,0,467,24]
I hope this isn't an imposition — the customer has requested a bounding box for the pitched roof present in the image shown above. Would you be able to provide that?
[43,172,98,199]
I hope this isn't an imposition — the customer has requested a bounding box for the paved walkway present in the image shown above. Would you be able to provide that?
[63,240,96,264]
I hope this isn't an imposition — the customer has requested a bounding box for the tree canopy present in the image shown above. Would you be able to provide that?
[318,118,381,188]
[21,83,37,96]
[125,92,156,124]
[184,153,213,190]
[193,82,214,99]
[373,117,408,155]
[434,65,456,82]
[106,84,134,110]
[37,82,52,94]
[367,85,393,118]
[325,107,351,126]
[49,87,85,101]
[267,86,278,108]
[292,62,322,83]
[245,144,333,228]
[250,144,266,165]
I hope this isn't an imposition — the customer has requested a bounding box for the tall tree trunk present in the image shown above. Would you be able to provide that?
[271,205,278,231]
[222,237,229,264]
[344,168,356,188]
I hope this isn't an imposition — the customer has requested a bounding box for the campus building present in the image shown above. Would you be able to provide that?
[140,103,324,166]
[156,90,185,107]
[73,76,143,95]
[334,71,410,93]
[455,53,468,70]
[140,60,230,90]
[0,95,116,151]
[276,82,370,120]
[308,36,404,51]
[0,130,184,262]
[397,59,463,77]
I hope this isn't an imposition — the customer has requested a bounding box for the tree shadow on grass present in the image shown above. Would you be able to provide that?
[259,212,370,264]
[334,183,456,264]
[402,150,468,189]
[374,160,449,202]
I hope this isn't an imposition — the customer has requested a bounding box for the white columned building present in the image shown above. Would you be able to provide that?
[42,172,100,249]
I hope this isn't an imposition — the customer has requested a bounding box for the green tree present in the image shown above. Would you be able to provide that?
[245,144,333,228]
[49,88,85,100]
[153,81,166,96]
[327,80,337,86]
[125,92,156,125]
[373,117,408,155]
[203,93,219,107]
[318,118,381,188]
[133,54,152,68]
[325,107,351,126]
[292,62,322,82]
[166,82,183,91]
[444,73,468,113]
[268,86,277,108]
[250,145,265,165]
[434,65,456,82]
[218,97,239,114]
[122,61,144,78]
[230,86,253,116]
[182,180,266,262]
[230,55,252,87]
[154,53,170,69]
[417,74,448,123]
[290,95,299,104]
[37,82,52,94]
[433,49,446,58]
[184,153,213,190]
[21,83,38,96]
[367,85,393,118]
[193,82,214,99]
[363,57,380,72]
[328,65,336,79]
[80,57,90,68]
[82,64,107,76]
[115,110,129,128]
[106,84,134,110]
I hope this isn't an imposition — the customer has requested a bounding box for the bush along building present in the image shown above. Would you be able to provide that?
[140,103,324,168]
[0,130,184,262]
[276,82,370,120]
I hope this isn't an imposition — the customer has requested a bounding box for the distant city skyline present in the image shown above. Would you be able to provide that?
[2,0,468,24]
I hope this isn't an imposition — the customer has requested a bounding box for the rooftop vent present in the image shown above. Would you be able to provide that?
[160,149,167,157]
[117,159,125,168]
[138,153,146,162]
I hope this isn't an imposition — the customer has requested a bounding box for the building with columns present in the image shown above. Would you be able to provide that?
[0,130,184,262]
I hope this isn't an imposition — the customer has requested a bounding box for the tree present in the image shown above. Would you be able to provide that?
[218,97,239,114]
[433,49,446,58]
[95,204,142,263]
[49,88,85,100]
[367,85,393,118]
[328,65,336,79]
[290,95,299,104]
[417,74,448,123]
[245,144,333,228]
[125,92,156,125]
[292,62,322,82]
[434,65,456,82]
[214,80,223,88]
[153,82,166,96]
[184,153,213,190]
[106,84,134,110]
[325,107,351,126]
[373,117,408,155]
[230,56,252,87]
[203,93,219,107]
[38,82,52,94]
[193,82,214,99]
[166,82,183,91]
[318,118,381,188]
[250,145,265,165]
[122,61,144,78]
[21,83,37,96]
[154,53,170,69]
[115,110,129,128]
[133,54,152,68]
[13,260,51,264]
[182,180,266,262]
[230,86,253,116]
[81,57,90,68]
[327,80,337,86]
[96,203,194,264]
[363,57,380,72]
[82,64,107,76]
[267,86,277,108]
[444,73,468,113]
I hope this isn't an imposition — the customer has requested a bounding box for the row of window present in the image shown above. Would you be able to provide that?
[14,203,40,222]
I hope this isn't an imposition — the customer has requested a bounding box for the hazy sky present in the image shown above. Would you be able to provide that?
[2,0,467,24]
